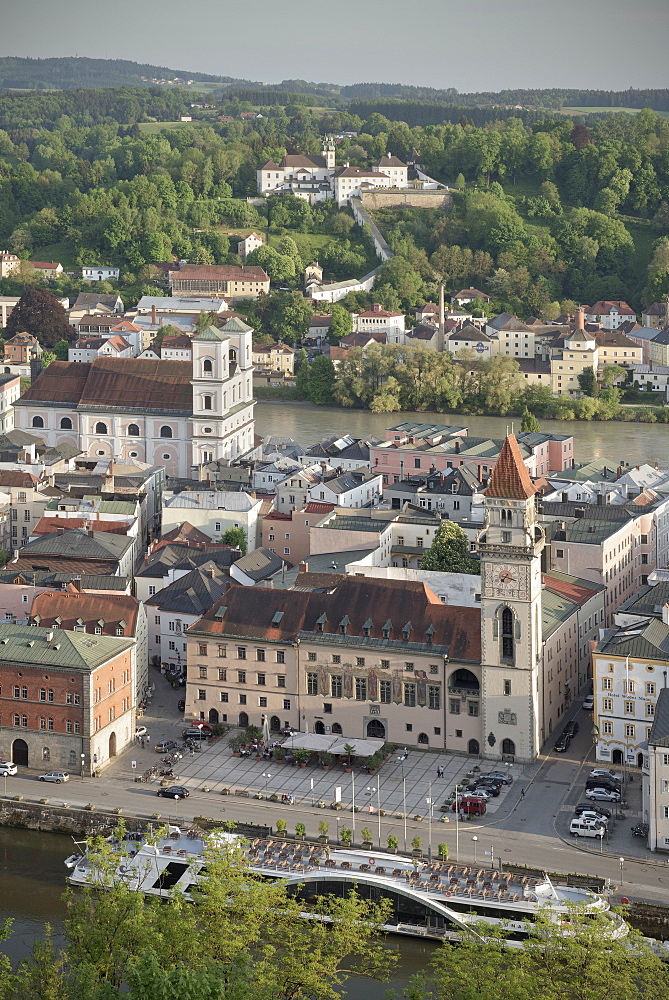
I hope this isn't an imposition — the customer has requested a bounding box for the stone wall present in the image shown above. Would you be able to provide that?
[0,796,117,835]
[360,189,453,210]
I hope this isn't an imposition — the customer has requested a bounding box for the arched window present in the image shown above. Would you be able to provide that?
[501,738,515,756]
[160,425,172,438]
[32,416,44,428]
[203,395,212,410]
[332,722,343,734]
[127,424,140,436]
[417,732,429,745]
[60,417,72,430]
[501,607,514,663]
[94,421,108,435]
[203,359,213,375]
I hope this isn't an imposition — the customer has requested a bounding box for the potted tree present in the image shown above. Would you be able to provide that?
[438,843,449,861]
[274,746,286,764]
[343,744,355,772]
[387,834,399,854]
[276,818,287,838]
[294,749,311,768]
[340,826,352,847]
[320,752,333,771]
[318,820,329,844]
[361,827,373,850]
[411,836,423,859]
[295,822,306,841]
[229,734,247,757]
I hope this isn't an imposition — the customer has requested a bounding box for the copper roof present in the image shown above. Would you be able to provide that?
[485,434,537,500]
[30,590,139,634]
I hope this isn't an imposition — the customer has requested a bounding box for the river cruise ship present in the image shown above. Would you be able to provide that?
[65,828,627,943]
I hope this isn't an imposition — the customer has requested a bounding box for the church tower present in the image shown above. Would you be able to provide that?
[478,435,545,762]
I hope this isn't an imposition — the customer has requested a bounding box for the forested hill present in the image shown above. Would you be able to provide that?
[0,57,248,90]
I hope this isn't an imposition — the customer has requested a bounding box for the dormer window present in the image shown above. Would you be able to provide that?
[363,618,373,637]
[402,621,412,642]
[382,619,392,639]
[316,613,327,633]
[339,615,350,635]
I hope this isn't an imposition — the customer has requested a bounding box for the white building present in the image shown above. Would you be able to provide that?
[82,266,120,282]
[353,304,406,343]
[161,490,263,549]
[585,301,637,331]
[643,687,669,851]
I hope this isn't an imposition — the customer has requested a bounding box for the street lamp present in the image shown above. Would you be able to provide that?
[376,772,381,849]
[351,770,356,843]
[263,772,271,799]
[472,835,478,863]
[80,753,85,779]
[619,856,624,891]
[402,765,407,853]
[426,788,433,863]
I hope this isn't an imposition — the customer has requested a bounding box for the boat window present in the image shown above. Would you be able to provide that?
[151,861,189,890]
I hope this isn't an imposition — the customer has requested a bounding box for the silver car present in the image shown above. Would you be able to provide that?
[38,771,70,783]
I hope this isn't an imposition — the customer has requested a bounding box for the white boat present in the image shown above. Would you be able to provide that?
[65,829,628,943]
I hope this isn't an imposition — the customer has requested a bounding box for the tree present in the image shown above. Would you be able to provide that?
[577,367,598,396]
[302,354,336,405]
[420,520,479,574]
[328,303,353,343]
[52,338,69,360]
[601,364,627,389]
[5,288,73,348]
[220,527,247,555]
[520,408,540,433]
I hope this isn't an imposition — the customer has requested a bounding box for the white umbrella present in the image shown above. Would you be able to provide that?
[262,714,270,744]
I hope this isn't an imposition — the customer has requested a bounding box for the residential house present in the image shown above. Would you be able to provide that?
[161,490,263,549]
[0,297,20,329]
[642,300,669,330]
[626,327,664,365]
[310,469,383,508]
[81,266,120,282]
[486,314,537,358]
[373,155,409,187]
[160,335,193,361]
[0,374,20,433]
[29,261,63,279]
[229,547,290,587]
[306,314,332,344]
[252,342,295,374]
[594,328,642,368]
[0,621,134,774]
[451,288,490,306]
[649,330,669,368]
[262,501,335,565]
[643,687,669,851]
[30,589,148,700]
[353,304,406,344]
[447,325,495,359]
[68,334,133,363]
[0,252,20,278]
[4,334,42,365]
[237,233,264,258]
[297,434,371,472]
[9,527,135,578]
[383,466,483,521]
[585,301,637,330]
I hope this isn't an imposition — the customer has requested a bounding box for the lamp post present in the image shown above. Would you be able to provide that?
[376,772,381,849]
[455,790,460,862]
[472,835,478,863]
[80,753,85,779]
[263,772,271,799]
[426,783,433,862]
[402,766,407,853]
[351,770,356,843]
[619,856,624,891]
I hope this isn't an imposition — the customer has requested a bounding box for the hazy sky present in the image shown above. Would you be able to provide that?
[3,0,669,91]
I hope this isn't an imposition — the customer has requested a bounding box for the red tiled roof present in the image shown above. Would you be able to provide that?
[543,573,600,606]
[303,501,335,514]
[172,264,269,282]
[30,590,139,634]
[0,471,40,488]
[263,510,293,521]
[485,434,537,500]
[191,578,481,661]
[589,300,636,316]
[155,522,216,549]
[33,517,131,537]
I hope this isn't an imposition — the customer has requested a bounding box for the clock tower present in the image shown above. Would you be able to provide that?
[478,435,545,761]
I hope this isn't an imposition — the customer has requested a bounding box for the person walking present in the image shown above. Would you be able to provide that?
[520,787,525,800]
[141,737,145,749]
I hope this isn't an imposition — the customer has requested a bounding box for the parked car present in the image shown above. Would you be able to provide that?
[38,771,69,783]
[582,695,594,710]
[155,740,179,754]
[467,786,493,799]
[452,795,487,816]
[0,761,17,775]
[473,780,502,794]
[570,817,605,838]
[178,700,185,713]
[555,735,571,753]
[577,810,609,825]
[156,785,190,800]
[574,803,612,819]
[135,725,147,739]
[564,720,579,737]
[472,783,500,797]
[585,787,620,802]
[182,728,212,740]
[478,771,513,785]
[589,769,621,784]
[585,777,619,793]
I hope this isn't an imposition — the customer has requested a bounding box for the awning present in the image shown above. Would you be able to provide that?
[279,734,384,758]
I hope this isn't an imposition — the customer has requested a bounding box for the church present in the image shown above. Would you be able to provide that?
[14,319,255,478]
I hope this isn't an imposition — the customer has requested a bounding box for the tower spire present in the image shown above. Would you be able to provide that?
[485,434,537,500]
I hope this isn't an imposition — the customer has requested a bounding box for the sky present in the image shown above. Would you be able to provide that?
[3,0,669,92]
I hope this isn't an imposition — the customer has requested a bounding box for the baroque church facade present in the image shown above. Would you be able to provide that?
[14,319,255,478]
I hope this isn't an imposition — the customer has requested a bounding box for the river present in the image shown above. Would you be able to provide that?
[0,827,433,998]
[255,402,669,467]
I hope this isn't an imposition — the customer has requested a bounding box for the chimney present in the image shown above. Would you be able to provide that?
[46,630,54,642]
[151,305,157,325]
[299,561,308,574]
[576,307,585,331]
[57,527,64,535]
[561,492,568,503]
[454,440,460,454]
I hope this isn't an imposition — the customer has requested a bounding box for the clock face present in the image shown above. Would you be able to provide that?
[499,569,514,584]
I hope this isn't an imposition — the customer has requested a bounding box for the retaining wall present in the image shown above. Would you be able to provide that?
[360,189,453,211]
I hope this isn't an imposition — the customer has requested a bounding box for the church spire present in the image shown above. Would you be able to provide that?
[485,434,537,500]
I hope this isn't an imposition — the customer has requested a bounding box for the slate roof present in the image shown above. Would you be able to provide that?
[233,547,287,582]
[616,583,669,619]
[0,570,129,590]
[191,577,481,661]
[15,528,132,561]
[73,293,123,312]
[0,622,132,670]
[375,155,407,167]
[303,436,370,464]
[648,688,669,747]
[145,561,230,615]
[485,435,537,500]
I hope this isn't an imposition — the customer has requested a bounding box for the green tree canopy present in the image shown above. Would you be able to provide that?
[420,519,479,574]
[220,526,247,555]
[5,287,73,347]
[520,407,540,433]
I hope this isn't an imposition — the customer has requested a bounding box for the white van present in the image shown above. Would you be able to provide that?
[570,818,604,838]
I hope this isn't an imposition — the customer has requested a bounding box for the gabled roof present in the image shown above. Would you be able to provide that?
[375,155,406,167]
[588,300,636,316]
[173,265,269,282]
[232,547,287,582]
[30,590,139,635]
[145,561,230,615]
[648,688,669,747]
[485,434,537,500]
[15,528,132,561]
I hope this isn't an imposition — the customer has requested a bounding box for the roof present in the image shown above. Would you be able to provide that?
[0,621,132,670]
[0,570,129,591]
[375,155,406,167]
[280,154,327,169]
[73,293,122,310]
[233,547,288,582]
[543,571,604,605]
[595,329,640,349]
[453,288,489,301]
[146,561,230,614]
[18,357,193,414]
[648,688,669,747]
[588,301,636,316]
[32,517,132,537]
[191,576,481,661]
[164,491,257,512]
[15,528,132,561]
[617,583,669,619]
[0,470,40,488]
[448,324,492,342]
[193,324,230,343]
[30,590,139,635]
[597,618,669,662]
[643,302,668,317]
[172,265,269,282]
[484,435,537,500]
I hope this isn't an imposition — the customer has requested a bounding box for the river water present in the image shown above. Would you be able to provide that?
[255,401,669,467]
[0,827,432,998]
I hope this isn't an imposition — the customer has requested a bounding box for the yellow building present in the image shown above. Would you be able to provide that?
[550,309,598,396]
[252,343,295,375]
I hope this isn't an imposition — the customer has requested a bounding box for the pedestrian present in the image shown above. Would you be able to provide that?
[520,787,525,800]
[145,735,150,745]
[141,737,145,749]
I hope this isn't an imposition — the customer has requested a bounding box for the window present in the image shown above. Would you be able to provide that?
[502,531,511,543]
[331,675,342,698]
[47,689,53,702]
[623,679,635,694]
[128,423,139,436]
[603,698,613,712]
[332,655,341,664]
[66,720,72,733]
[323,703,332,714]
[60,417,72,430]
[198,689,206,701]
[501,607,514,662]
[355,678,367,701]
[276,650,285,663]
[237,670,246,684]
[283,699,291,711]
[218,668,227,681]
[259,697,267,708]
[603,677,612,690]
[503,679,511,696]
[428,686,441,710]
[203,395,212,410]
[404,683,416,707]
[468,702,479,717]
[277,675,286,688]
[94,421,108,434]
[160,426,172,438]
[220,692,229,702]
[405,662,414,672]
[646,683,656,696]
[450,699,460,714]
[13,685,19,698]
[198,666,207,680]
[198,643,208,656]
[624,700,634,714]
[237,647,246,660]
[308,652,317,662]
[356,657,365,667]
[239,694,247,705]
[218,645,227,658]
[380,679,391,703]
[380,659,390,670]
[203,359,213,375]
[625,724,635,738]
[307,672,318,695]
[32,416,44,428]
[603,721,612,735]
[646,703,655,717]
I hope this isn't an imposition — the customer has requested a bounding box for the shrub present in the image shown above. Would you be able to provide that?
[361,827,372,842]
[318,820,329,835]
[438,843,449,859]
[295,822,306,837]
[340,826,352,844]
[411,836,422,851]
[387,834,399,850]
[276,818,287,833]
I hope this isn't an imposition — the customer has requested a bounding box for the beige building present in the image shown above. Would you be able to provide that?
[169,265,270,301]
[550,310,598,396]
[644,687,669,851]
[262,501,335,566]
[252,343,295,374]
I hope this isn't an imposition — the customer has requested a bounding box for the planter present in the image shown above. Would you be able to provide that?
[232,752,240,757]
[151,813,161,820]
[318,835,329,844]
[344,767,352,773]
[330,802,342,810]
[13,795,23,801]
[413,814,423,822]
[113,807,122,815]
[412,849,423,859]
[379,809,387,817]
[317,800,326,808]
[221,788,230,795]
[299,763,306,768]
[85,804,95,811]
[39,798,48,804]
[362,841,373,851]
[202,786,211,792]
[269,793,279,802]
[322,765,329,771]
[295,834,305,841]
